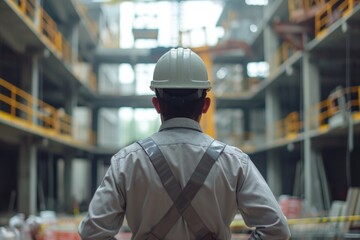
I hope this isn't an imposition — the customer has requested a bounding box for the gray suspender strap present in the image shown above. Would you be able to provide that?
[137,137,226,240]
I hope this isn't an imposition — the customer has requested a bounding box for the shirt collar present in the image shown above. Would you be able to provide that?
[159,118,203,132]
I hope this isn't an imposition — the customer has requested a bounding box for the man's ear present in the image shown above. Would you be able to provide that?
[152,97,161,113]
[202,97,211,114]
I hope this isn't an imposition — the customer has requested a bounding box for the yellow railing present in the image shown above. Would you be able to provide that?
[39,8,62,53]
[19,0,36,20]
[285,112,303,139]
[275,111,303,140]
[311,86,360,130]
[270,42,296,75]
[0,78,70,135]
[231,215,360,231]
[0,78,94,145]
[276,42,290,68]
[88,70,98,93]
[10,0,69,61]
[315,0,359,37]
[77,3,99,42]
[9,0,97,86]
[274,85,360,140]
[289,0,326,21]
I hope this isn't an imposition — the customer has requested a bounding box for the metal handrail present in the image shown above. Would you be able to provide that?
[9,0,96,89]
[0,78,67,134]
[40,8,61,51]
[76,3,99,41]
[231,215,360,230]
[275,111,303,140]
[16,0,36,20]
[0,78,94,145]
[270,42,296,75]
[10,0,67,59]
[289,0,326,22]
[309,86,360,130]
[273,85,359,140]
[315,0,358,37]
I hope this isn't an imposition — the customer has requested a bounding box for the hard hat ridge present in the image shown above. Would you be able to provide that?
[150,47,211,91]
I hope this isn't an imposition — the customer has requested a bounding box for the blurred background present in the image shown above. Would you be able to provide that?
[0,0,360,239]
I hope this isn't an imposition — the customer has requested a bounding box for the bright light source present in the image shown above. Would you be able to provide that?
[119,108,133,121]
[216,67,228,79]
[249,24,258,33]
[118,64,134,84]
[247,62,269,78]
[92,0,111,3]
[245,0,268,6]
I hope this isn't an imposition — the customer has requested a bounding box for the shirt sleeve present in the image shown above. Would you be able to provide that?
[236,154,291,240]
[78,156,126,240]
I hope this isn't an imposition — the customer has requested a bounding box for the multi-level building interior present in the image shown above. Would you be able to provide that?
[0,0,359,239]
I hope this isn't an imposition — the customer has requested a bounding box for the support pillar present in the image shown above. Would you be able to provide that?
[18,51,40,215]
[64,82,78,115]
[91,107,99,194]
[263,21,279,73]
[62,21,79,63]
[57,158,65,211]
[47,153,55,210]
[21,54,40,123]
[303,52,321,212]
[33,0,41,28]
[70,23,79,63]
[262,1,282,197]
[267,151,281,196]
[242,108,250,143]
[265,88,281,195]
[64,155,73,213]
[265,88,281,142]
[18,137,37,215]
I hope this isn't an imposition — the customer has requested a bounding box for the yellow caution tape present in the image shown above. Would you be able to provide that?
[287,215,360,225]
[230,215,360,229]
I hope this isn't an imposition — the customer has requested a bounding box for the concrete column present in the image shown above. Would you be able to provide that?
[132,63,137,95]
[264,13,280,141]
[64,155,73,213]
[97,158,107,185]
[267,151,281,196]
[302,52,321,212]
[31,55,39,124]
[62,21,80,63]
[263,22,279,72]
[47,153,55,210]
[34,0,41,28]
[91,107,99,145]
[91,157,98,195]
[57,158,65,210]
[242,108,250,142]
[21,54,40,123]
[17,52,40,215]
[18,137,37,215]
[64,83,78,115]
[70,23,79,63]
[91,107,99,194]
[265,88,281,142]
[265,88,281,194]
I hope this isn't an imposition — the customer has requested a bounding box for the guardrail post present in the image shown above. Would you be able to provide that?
[20,0,26,14]
[358,87,360,112]
[33,0,41,28]
[11,89,16,118]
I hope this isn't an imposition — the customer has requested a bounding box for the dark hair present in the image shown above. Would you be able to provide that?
[155,89,207,121]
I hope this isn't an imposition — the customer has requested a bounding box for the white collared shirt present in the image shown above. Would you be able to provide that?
[78,118,291,240]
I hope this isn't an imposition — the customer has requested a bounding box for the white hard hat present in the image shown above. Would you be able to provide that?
[150,47,211,91]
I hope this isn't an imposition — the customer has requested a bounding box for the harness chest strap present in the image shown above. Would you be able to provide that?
[137,137,226,240]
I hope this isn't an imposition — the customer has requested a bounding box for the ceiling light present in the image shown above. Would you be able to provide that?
[245,0,268,6]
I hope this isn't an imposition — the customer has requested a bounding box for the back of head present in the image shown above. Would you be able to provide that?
[150,48,212,121]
